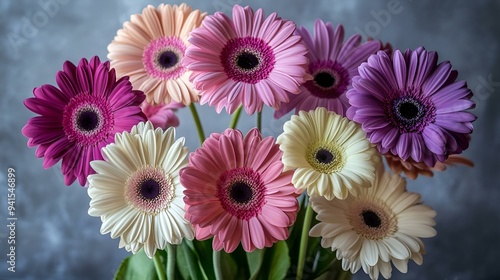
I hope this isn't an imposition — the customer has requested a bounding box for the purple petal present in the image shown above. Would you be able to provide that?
[422,124,446,155]
[406,51,419,86]
[342,40,380,70]
[411,134,424,162]
[393,50,407,90]
[435,99,475,114]
[431,80,470,106]
[350,78,388,101]
[374,127,395,145]
[396,133,412,160]
[330,24,344,60]
[338,34,361,62]
[314,19,329,60]
[436,111,477,123]
[434,119,473,134]
[414,50,438,86]
[422,61,452,96]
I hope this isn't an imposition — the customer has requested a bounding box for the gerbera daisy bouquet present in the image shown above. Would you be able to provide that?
[22,3,476,280]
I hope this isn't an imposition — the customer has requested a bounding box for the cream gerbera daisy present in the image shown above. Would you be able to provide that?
[87,121,194,258]
[310,172,437,280]
[276,107,380,200]
[108,4,206,105]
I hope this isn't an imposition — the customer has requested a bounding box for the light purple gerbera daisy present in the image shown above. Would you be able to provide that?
[274,20,380,119]
[346,47,476,167]
[184,5,309,114]
[22,56,147,186]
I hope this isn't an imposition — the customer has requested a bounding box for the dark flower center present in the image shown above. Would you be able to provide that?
[316,148,335,164]
[398,101,420,120]
[220,37,275,84]
[77,110,100,132]
[361,210,381,228]
[236,51,259,70]
[158,50,179,69]
[230,181,253,204]
[385,91,436,134]
[305,61,350,99]
[140,179,161,200]
[314,72,336,88]
[392,97,426,128]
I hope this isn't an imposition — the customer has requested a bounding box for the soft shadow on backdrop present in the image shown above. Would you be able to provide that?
[0,0,499,279]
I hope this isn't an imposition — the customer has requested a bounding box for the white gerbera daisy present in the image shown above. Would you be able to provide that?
[276,107,380,200]
[87,121,194,258]
[309,172,437,280]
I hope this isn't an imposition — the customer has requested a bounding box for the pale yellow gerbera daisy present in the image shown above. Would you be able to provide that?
[87,121,194,258]
[108,4,206,105]
[309,172,437,280]
[276,107,380,200]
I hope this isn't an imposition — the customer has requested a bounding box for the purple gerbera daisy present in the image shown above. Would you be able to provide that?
[274,20,380,119]
[346,47,476,167]
[184,5,309,114]
[22,56,147,186]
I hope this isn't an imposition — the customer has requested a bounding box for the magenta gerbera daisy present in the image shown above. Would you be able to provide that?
[184,5,309,114]
[274,20,380,119]
[22,56,147,186]
[346,47,476,167]
[180,128,299,252]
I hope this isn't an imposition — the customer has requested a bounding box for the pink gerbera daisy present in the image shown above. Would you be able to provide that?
[140,100,184,129]
[274,20,380,119]
[184,5,309,114]
[107,4,206,105]
[180,128,299,252]
[22,56,146,186]
[346,47,476,167]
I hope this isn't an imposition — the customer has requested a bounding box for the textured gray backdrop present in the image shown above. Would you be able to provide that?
[1,0,499,279]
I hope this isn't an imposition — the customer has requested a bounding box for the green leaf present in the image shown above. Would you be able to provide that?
[313,247,338,278]
[247,249,265,280]
[313,248,351,280]
[114,249,160,280]
[192,239,215,279]
[260,241,291,280]
[230,246,251,279]
[176,240,207,280]
[314,266,352,280]
[220,251,238,278]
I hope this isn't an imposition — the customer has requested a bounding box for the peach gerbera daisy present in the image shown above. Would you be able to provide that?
[108,4,206,105]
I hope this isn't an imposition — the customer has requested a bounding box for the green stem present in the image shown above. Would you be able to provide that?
[153,250,167,280]
[213,250,223,280]
[189,103,205,145]
[256,111,262,131]
[229,106,243,129]
[166,244,176,280]
[296,203,314,280]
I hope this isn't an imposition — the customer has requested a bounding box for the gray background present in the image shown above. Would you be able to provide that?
[1,0,498,279]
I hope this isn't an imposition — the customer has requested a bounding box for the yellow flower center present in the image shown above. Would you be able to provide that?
[306,144,345,174]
